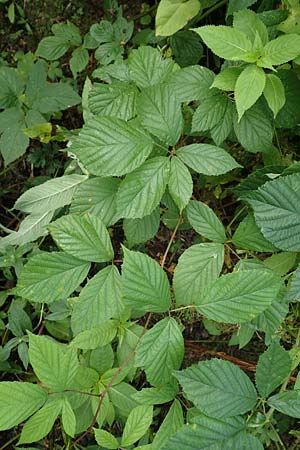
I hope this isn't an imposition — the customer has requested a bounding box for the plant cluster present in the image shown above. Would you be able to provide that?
[1,0,300,449]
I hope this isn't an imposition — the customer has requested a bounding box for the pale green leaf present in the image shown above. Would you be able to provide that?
[49,214,113,263]
[19,397,62,444]
[116,157,170,219]
[124,207,160,247]
[128,46,174,88]
[168,157,193,211]
[109,382,139,417]
[258,34,300,67]
[197,269,282,323]
[72,116,153,177]
[255,344,292,398]
[136,317,184,387]
[211,67,242,91]
[28,333,79,391]
[122,405,153,446]
[133,384,177,405]
[173,243,224,306]
[232,213,277,252]
[177,143,241,176]
[0,382,47,431]
[187,200,226,243]
[71,266,123,335]
[233,9,268,45]
[247,173,300,251]
[235,65,266,121]
[14,174,87,214]
[268,391,300,418]
[61,398,76,437]
[122,247,171,313]
[263,74,285,118]
[175,359,257,417]
[70,177,121,226]
[263,252,297,276]
[94,429,119,449]
[193,25,253,61]
[16,252,90,303]
[137,84,183,146]
[152,399,184,450]
[156,0,201,36]
[71,320,118,350]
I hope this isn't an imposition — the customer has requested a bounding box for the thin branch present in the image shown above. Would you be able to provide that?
[160,215,182,268]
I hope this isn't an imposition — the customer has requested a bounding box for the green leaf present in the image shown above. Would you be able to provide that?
[288,265,300,301]
[71,266,123,335]
[192,93,231,132]
[116,157,170,219]
[133,384,177,405]
[193,25,253,61]
[14,174,87,214]
[72,116,153,177]
[255,344,292,398]
[168,157,193,212]
[197,269,282,323]
[253,288,289,336]
[36,36,70,60]
[175,359,257,418]
[0,382,47,431]
[227,0,257,16]
[19,397,62,444]
[33,83,81,114]
[88,81,138,121]
[152,399,184,450]
[128,46,174,89]
[210,100,234,145]
[235,65,266,121]
[28,333,79,391]
[170,30,203,67]
[124,207,160,247]
[109,382,139,417]
[0,67,24,109]
[275,70,300,129]
[70,177,121,226]
[232,213,277,252]
[7,2,15,23]
[177,143,241,176]
[263,74,285,118]
[268,391,300,418]
[0,125,29,165]
[49,214,113,263]
[233,103,273,153]
[156,0,200,36]
[122,247,171,313]
[233,9,268,45]
[258,34,300,67]
[70,46,89,77]
[16,252,90,303]
[122,405,153,446]
[136,317,184,387]
[137,84,183,146]
[95,429,119,449]
[211,67,242,91]
[187,200,226,243]
[168,65,215,103]
[247,173,300,251]
[71,320,118,350]
[61,398,76,437]
[173,243,224,306]
[263,252,297,277]
[52,21,81,45]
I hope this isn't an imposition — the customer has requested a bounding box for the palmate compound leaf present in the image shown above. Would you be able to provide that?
[197,269,282,323]
[71,265,124,335]
[121,405,153,447]
[0,381,47,431]
[28,332,79,391]
[187,200,226,243]
[16,252,90,303]
[255,343,292,398]
[246,173,300,251]
[162,414,264,450]
[155,0,201,36]
[49,214,113,263]
[116,157,170,219]
[174,359,257,418]
[177,143,241,176]
[173,243,224,306]
[122,247,171,313]
[71,116,153,177]
[14,174,88,214]
[135,317,184,387]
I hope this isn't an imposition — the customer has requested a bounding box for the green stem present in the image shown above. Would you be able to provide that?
[0,434,20,450]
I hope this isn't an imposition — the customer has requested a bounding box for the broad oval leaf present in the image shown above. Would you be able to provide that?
[95,429,119,449]
[71,320,118,350]
[116,157,170,219]
[263,74,286,118]
[156,0,201,36]
[258,34,300,67]
[16,252,90,303]
[122,247,171,313]
[235,65,266,121]
[173,243,224,306]
[167,65,215,103]
[0,382,47,431]
[267,391,300,418]
[121,405,153,447]
[187,200,226,243]
[168,157,193,212]
[49,214,113,263]
[72,116,153,176]
[175,358,257,418]
[247,173,300,251]
[197,269,282,323]
[177,143,241,176]
[232,213,278,252]
[135,317,184,387]
[124,207,160,247]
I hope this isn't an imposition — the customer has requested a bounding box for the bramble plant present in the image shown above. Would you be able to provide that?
[0,1,300,449]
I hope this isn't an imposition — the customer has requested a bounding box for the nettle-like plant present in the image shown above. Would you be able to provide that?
[1,30,300,450]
